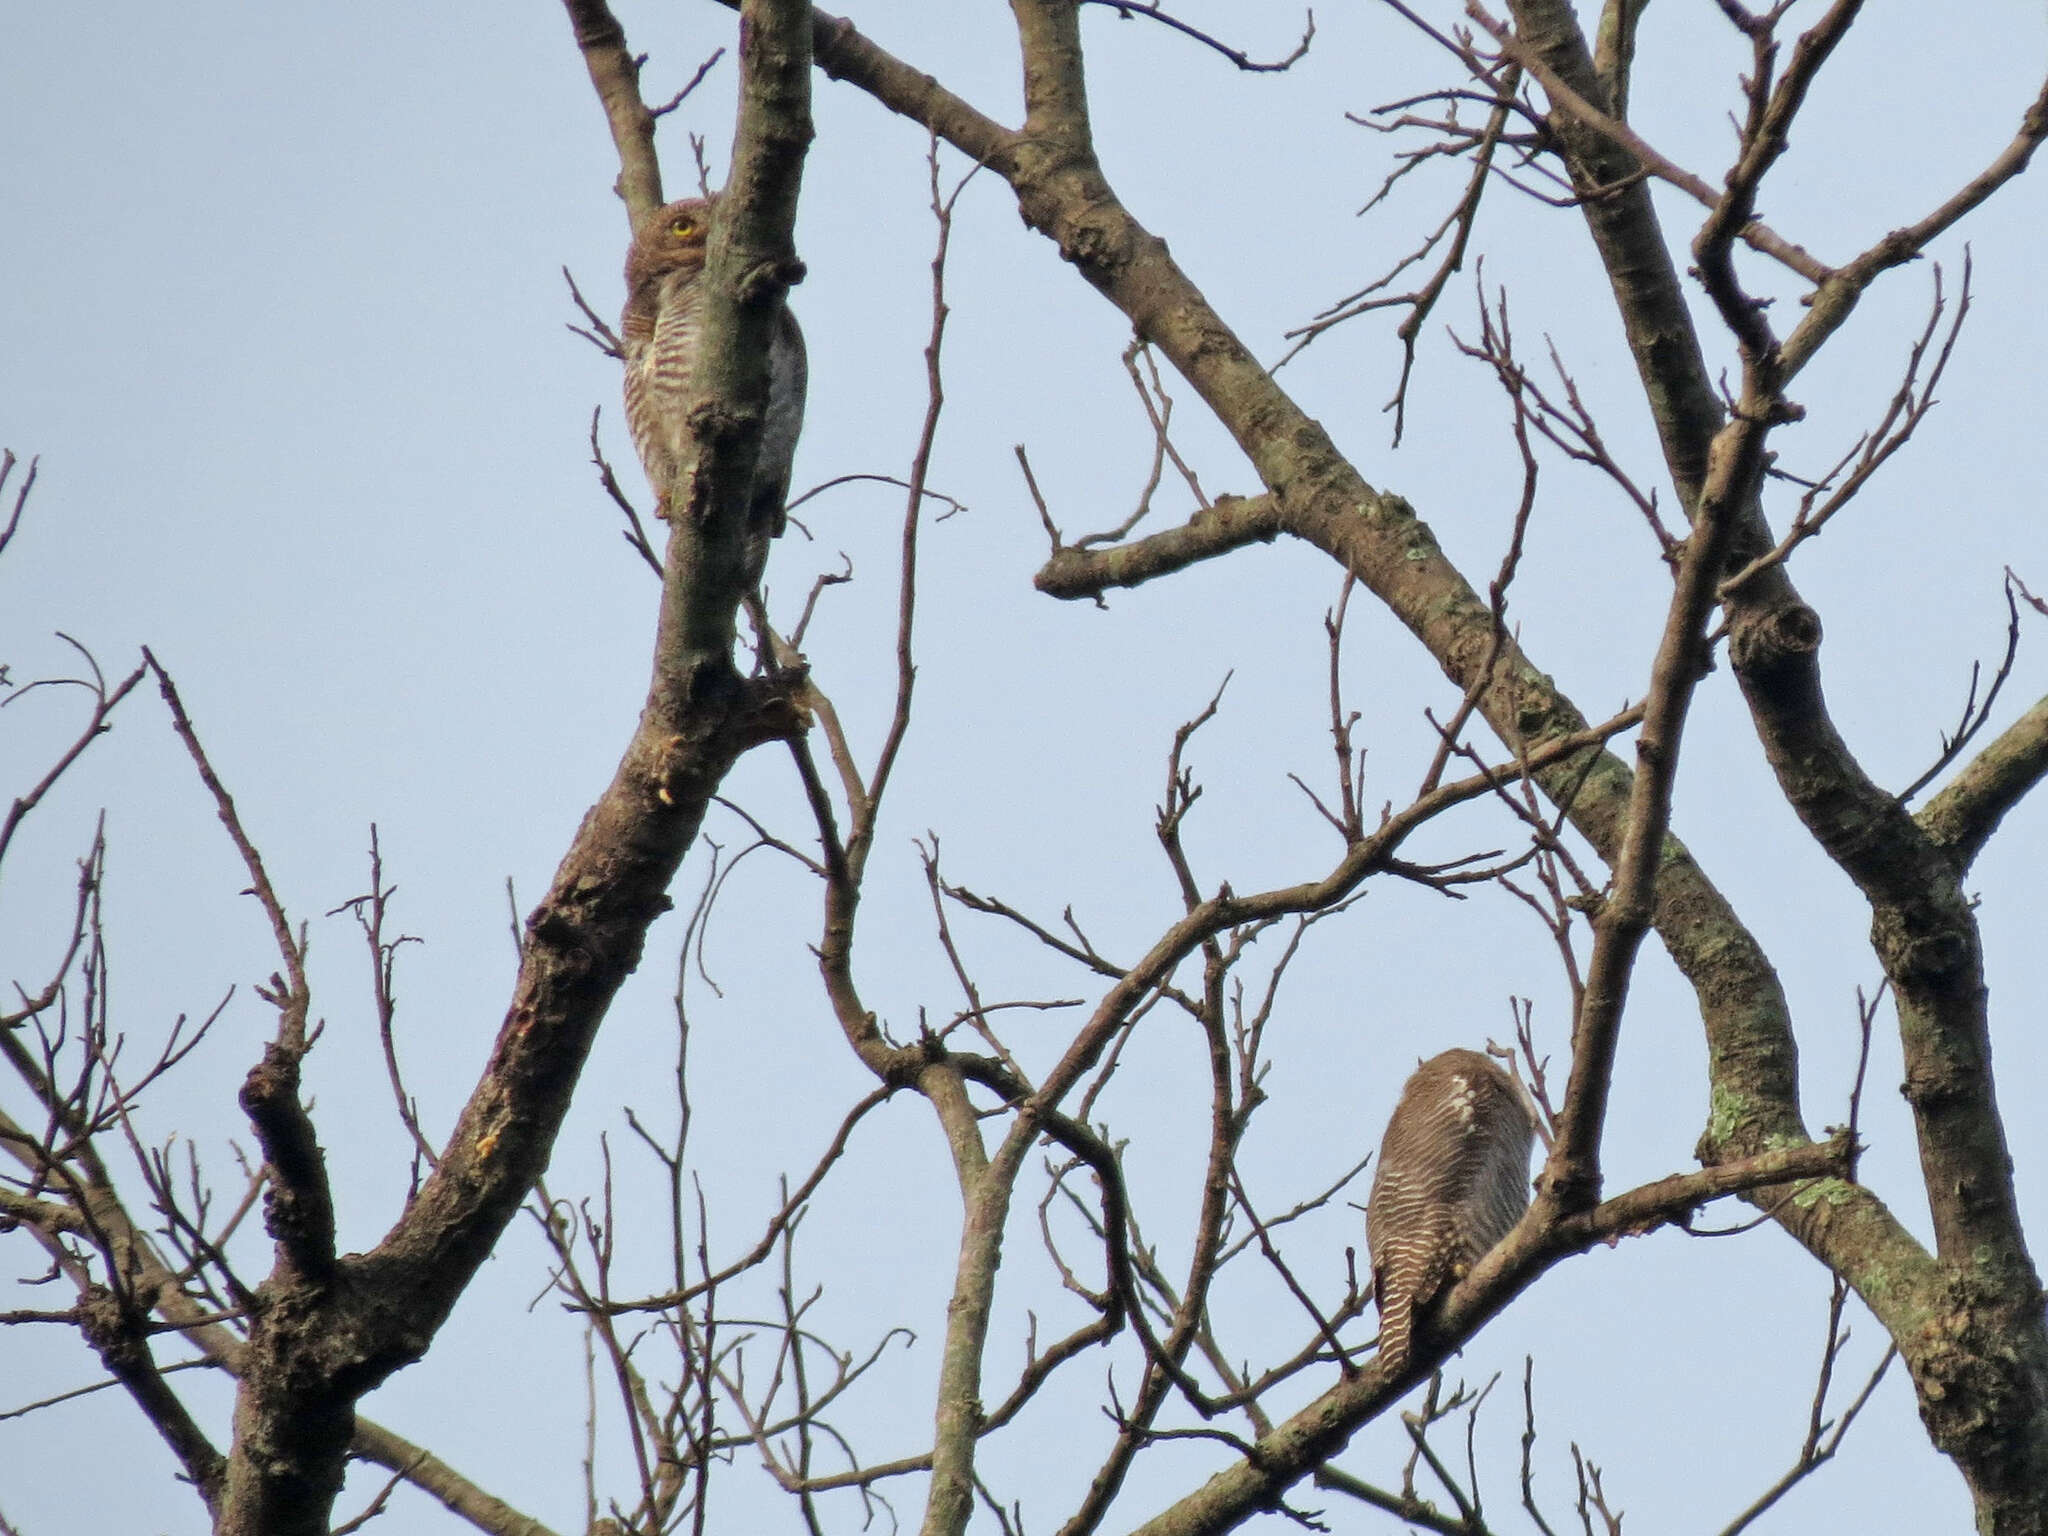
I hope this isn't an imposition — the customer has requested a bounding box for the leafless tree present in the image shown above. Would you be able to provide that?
[6,2,2048,1535]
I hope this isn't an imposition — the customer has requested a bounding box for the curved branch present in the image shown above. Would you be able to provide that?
[1076,2,1313,74]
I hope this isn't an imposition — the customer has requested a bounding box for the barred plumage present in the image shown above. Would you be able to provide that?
[1366,1049,1534,1375]
[621,195,806,588]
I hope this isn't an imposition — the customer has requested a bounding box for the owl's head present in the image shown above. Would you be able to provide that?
[625,196,716,290]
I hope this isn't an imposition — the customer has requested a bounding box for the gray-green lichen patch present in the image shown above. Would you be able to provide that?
[1791,1175,1858,1211]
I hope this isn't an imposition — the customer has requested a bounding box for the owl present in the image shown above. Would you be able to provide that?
[1366,1049,1534,1376]
[621,195,807,588]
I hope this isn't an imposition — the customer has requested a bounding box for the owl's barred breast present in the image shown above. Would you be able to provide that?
[621,269,804,576]
[624,273,709,495]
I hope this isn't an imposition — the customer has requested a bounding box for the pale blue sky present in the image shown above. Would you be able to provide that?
[3,2,2044,1531]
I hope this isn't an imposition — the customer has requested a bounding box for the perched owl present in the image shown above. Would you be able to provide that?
[621,194,807,588]
[1366,1049,1534,1375]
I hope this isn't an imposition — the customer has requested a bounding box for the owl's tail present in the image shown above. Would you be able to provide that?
[1375,1293,1415,1378]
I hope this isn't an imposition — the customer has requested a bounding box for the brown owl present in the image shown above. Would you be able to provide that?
[621,195,807,589]
[1366,1049,1534,1375]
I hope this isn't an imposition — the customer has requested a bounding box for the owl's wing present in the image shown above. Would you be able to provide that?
[752,306,808,539]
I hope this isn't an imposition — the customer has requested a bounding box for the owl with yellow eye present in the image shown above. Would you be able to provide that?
[621,195,807,589]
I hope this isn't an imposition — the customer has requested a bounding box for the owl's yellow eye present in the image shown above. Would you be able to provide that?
[670,217,696,236]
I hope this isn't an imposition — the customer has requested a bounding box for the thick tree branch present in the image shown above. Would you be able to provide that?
[1726,597,2036,1272]
[187,7,817,1534]
[561,0,666,223]
[368,0,811,1316]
